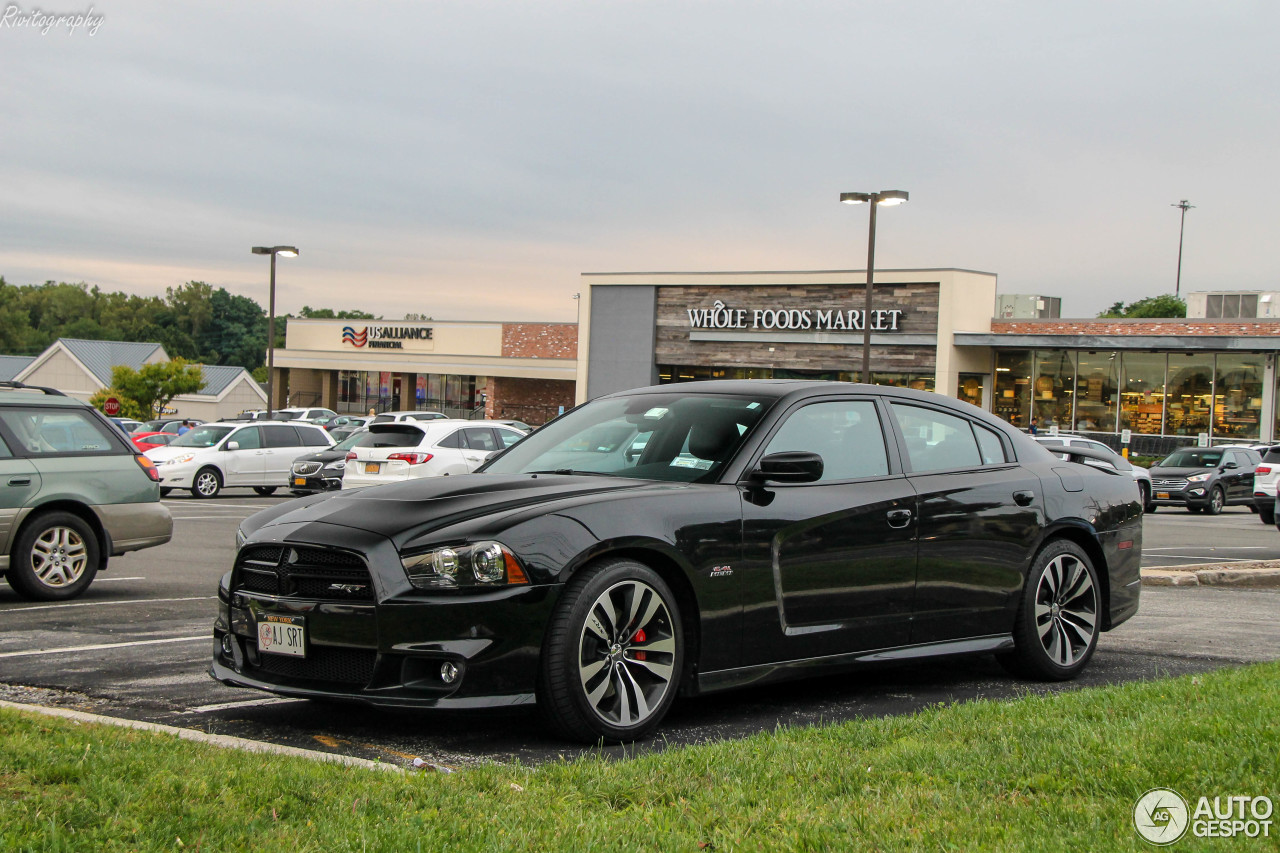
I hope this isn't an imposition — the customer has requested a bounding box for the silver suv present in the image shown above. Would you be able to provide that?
[0,382,172,600]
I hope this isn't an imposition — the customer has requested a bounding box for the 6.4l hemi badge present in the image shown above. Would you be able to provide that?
[709,565,733,578]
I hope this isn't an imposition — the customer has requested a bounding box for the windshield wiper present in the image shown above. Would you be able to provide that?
[527,469,616,477]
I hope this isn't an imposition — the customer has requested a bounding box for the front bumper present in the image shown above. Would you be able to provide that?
[210,565,562,709]
[156,462,196,489]
[289,473,343,493]
[1149,484,1212,508]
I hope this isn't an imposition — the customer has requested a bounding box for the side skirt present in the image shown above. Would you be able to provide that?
[694,635,1015,695]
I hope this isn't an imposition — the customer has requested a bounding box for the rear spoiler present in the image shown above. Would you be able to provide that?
[1046,444,1127,474]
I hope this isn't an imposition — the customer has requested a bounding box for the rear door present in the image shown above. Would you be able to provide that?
[888,402,1042,644]
[261,425,304,482]
[461,427,501,471]
[0,432,39,554]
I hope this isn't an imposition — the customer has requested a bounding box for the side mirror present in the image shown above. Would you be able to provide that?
[225,441,240,451]
[1223,461,1239,469]
[753,451,824,484]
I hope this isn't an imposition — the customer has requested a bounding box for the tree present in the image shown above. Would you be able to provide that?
[97,360,205,419]
[1097,294,1186,319]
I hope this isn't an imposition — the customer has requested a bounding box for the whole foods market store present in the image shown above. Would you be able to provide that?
[578,271,1280,449]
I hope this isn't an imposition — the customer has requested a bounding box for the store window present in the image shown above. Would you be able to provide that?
[1031,350,1075,432]
[872,373,935,392]
[1074,352,1118,432]
[1166,354,1213,437]
[957,374,984,409]
[1214,354,1263,441]
[994,350,1031,429]
[1119,353,1166,435]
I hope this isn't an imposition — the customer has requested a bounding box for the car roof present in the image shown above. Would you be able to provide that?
[0,387,90,408]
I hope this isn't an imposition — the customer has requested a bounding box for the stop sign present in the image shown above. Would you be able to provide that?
[104,397,121,416]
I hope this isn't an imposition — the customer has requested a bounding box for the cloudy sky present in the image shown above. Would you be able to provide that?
[2,1,1274,322]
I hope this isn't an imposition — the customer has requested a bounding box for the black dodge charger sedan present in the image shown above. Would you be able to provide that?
[211,381,1142,742]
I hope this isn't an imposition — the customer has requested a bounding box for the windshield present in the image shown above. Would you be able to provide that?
[169,425,235,448]
[481,392,772,482]
[1159,449,1223,468]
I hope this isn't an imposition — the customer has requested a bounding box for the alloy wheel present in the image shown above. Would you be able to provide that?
[576,579,677,728]
[30,525,89,589]
[1033,552,1097,668]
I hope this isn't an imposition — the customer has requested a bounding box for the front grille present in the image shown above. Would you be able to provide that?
[253,645,376,685]
[233,545,374,601]
[1152,478,1189,489]
[293,461,322,475]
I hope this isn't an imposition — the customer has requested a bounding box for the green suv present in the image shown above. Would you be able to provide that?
[0,382,172,600]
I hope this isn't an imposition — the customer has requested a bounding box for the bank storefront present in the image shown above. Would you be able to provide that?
[274,318,577,425]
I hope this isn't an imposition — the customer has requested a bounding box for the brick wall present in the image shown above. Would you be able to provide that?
[502,323,578,359]
[991,319,1280,336]
[487,377,575,425]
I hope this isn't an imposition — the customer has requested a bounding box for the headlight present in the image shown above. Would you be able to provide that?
[400,541,528,589]
[1187,472,1212,483]
[323,459,345,470]
[164,454,196,466]
[235,525,246,549]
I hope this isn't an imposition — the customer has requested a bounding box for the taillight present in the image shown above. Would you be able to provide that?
[388,452,432,465]
[346,452,357,461]
[134,454,160,482]
[1258,465,1272,475]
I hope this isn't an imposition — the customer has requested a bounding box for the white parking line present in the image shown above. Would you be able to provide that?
[0,596,215,613]
[163,502,277,510]
[91,577,145,583]
[0,635,207,659]
[1142,555,1260,563]
[1143,546,1274,551]
[169,515,252,520]
[186,697,303,714]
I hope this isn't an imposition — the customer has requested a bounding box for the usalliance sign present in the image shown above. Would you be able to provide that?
[687,300,906,332]
[342,325,434,349]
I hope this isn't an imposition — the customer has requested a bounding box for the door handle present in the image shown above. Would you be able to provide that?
[886,508,912,529]
[8,477,31,486]
[1013,490,1035,506]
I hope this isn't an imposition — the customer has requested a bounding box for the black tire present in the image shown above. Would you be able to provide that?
[1205,486,1225,516]
[1138,482,1154,514]
[1146,505,1157,513]
[5,511,100,601]
[1248,505,1259,513]
[537,558,684,743]
[1188,506,1203,514]
[1259,504,1275,525]
[253,486,277,496]
[997,539,1100,681]
[159,488,172,497]
[192,467,222,499]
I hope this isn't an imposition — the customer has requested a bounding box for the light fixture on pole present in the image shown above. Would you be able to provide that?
[1171,199,1194,299]
[251,245,299,417]
[840,190,908,384]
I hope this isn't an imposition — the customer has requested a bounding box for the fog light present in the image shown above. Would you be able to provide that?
[221,634,235,657]
[1190,488,1205,496]
[440,661,459,684]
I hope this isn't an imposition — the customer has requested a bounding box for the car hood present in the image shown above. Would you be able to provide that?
[293,448,349,465]
[1149,466,1219,477]
[241,473,665,544]
[146,445,206,462]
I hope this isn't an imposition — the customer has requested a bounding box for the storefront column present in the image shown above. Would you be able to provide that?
[320,371,338,410]
[399,373,417,411]
[1263,354,1277,444]
[270,367,288,410]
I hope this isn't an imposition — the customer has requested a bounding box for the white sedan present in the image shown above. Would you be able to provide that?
[342,420,525,489]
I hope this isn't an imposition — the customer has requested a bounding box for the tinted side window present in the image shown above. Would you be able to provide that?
[437,430,464,449]
[496,428,523,448]
[974,425,1007,465]
[263,425,301,447]
[761,400,888,482]
[298,427,329,447]
[230,426,262,450]
[463,428,499,452]
[891,404,982,473]
[0,408,118,455]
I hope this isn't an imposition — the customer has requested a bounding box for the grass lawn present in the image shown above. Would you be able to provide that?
[2,662,1278,851]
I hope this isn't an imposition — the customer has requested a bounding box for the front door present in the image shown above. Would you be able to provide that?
[738,398,917,665]
[222,426,266,486]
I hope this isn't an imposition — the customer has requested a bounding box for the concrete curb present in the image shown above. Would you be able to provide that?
[1141,560,1280,588]
[0,699,405,773]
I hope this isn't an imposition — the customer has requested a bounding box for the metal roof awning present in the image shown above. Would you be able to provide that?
[954,333,1280,352]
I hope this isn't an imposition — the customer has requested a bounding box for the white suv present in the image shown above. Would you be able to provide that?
[367,410,449,425]
[343,420,525,489]
[146,421,334,498]
[1253,445,1280,524]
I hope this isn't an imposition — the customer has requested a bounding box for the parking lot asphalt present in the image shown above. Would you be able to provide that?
[2,490,1279,768]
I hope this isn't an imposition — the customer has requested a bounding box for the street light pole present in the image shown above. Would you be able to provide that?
[840,190,908,384]
[251,245,299,418]
[1171,199,1194,299]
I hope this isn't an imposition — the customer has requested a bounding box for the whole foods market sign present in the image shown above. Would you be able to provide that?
[687,300,905,332]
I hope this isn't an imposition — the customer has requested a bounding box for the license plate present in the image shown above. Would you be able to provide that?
[294,477,307,486]
[1157,492,1170,500]
[257,613,306,657]
[365,462,380,474]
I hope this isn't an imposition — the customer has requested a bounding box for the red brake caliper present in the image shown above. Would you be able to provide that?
[633,628,647,661]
